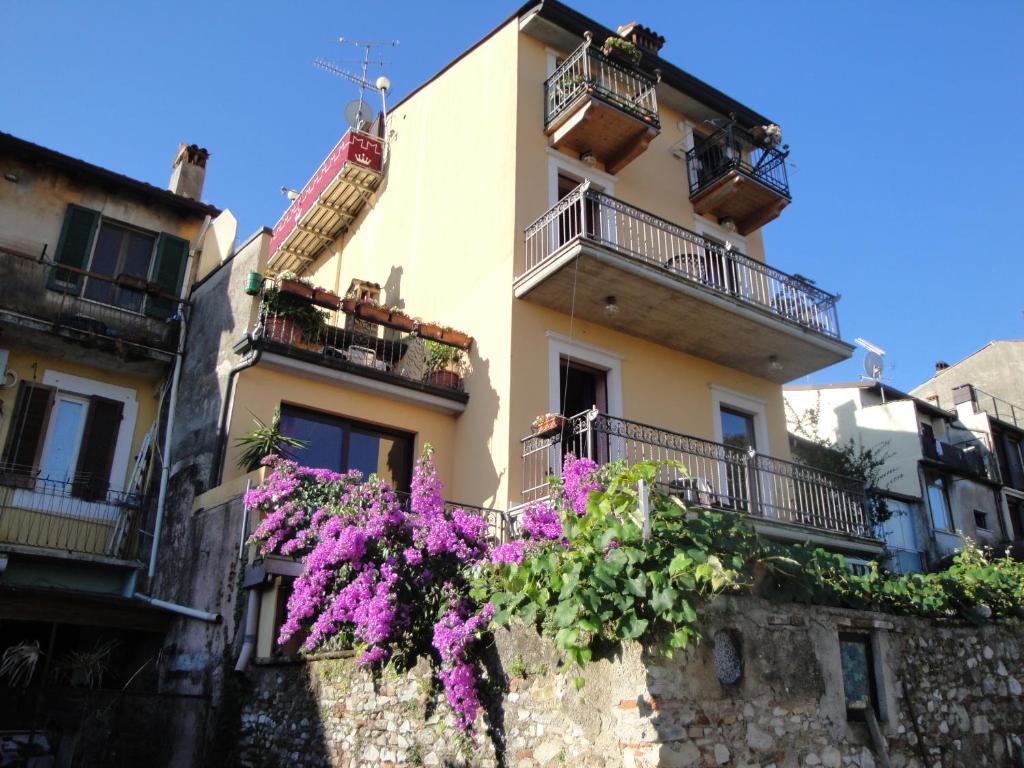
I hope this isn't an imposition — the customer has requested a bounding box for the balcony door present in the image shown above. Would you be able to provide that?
[556,173,604,247]
[559,358,608,463]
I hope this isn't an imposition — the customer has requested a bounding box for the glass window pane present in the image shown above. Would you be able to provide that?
[116,231,155,311]
[721,407,756,451]
[84,224,123,303]
[927,477,951,531]
[39,398,86,484]
[279,410,343,472]
[840,638,871,709]
[347,430,381,482]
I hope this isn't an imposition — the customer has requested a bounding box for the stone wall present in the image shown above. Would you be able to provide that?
[234,597,1024,768]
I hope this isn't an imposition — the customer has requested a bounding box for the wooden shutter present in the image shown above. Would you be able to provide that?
[71,396,124,501]
[0,383,56,486]
[48,205,100,294]
[146,233,190,319]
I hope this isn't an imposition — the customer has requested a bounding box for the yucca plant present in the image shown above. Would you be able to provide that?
[236,408,309,472]
[0,640,42,687]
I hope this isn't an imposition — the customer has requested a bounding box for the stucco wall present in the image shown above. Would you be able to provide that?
[232,597,1024,768]
[912,342,1024,412]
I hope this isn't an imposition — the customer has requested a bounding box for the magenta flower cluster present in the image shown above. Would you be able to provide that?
[247,452,493,732]
[560,452,601,515]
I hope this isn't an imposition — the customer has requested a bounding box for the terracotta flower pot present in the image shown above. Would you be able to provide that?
[264,315,302,345]
[416,322,443,341]
[438,328,472,350]
[388,313,416,333]
[312,288,341,310]
[428,370,462,390]
[277,278,314,301]
[532,415,567,438]
[355,302,390,325]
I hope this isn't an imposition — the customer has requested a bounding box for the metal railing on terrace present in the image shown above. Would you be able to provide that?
[686,124,790,199]
[956,384,1024,429]
[522,182,841,339]
[394,491,515,545]
[544,36,660,129]
[0,245,182,354]
[0,469,141,558]
[521,409,872,539]
[252,295,467,398]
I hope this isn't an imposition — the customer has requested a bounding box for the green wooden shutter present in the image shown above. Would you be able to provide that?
[71,396,124,501]
[48,204,100,294]
[146,233,190,319]
[0,382,56,486]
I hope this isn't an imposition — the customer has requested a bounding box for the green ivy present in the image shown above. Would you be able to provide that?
[480,460,1024,672]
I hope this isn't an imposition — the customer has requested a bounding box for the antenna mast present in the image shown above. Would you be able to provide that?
[314,37,399,131]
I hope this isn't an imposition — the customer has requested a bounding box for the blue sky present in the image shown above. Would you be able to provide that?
[2,1,1021,392]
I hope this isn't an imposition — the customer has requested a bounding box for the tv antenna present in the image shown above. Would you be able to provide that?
[855,337,887,399]
[314,37,398,131]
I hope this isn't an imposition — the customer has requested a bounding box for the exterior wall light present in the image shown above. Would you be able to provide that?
[768,355,783,372]
[580,150,597,167]
[604,295,620,316]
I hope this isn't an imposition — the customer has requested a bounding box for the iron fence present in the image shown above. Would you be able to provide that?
[958,384,1024,429]
[394,491,515,544]
[0,470,140,558]
[686,124,790,199]
[252,295,465,395]
[521,409,872,538]
[0,246,183,353]
[522,182,841,338]
[544,36,660,129]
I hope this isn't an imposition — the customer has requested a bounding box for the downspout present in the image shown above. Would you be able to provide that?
[147,254,195,582]
[212,350,262,487]
[234,587,260,672]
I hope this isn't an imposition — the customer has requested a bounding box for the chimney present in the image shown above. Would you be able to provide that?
[935,361,950,372]
[168,143,209,201]
[616,22,665,55]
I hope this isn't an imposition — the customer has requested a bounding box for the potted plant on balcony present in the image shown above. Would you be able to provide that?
[312,286,341,310]
[276,271,316,301]
[424,340,467,389]
[415,322,472,350]
[262,286,329,352]
[601,36,642,67]
[531,412,568,438]
[387,306,416,333]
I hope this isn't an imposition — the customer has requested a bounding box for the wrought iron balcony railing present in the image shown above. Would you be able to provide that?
[0,469,141,558]
[252,294,468,400]
[522,182,841,339]
[0,245,182,355]
[544,37,660,130]
[521,409,873,539]
[393,491,515,545]
[686,124,790,200]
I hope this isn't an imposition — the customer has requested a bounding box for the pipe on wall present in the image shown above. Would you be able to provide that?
[234,587,260,672]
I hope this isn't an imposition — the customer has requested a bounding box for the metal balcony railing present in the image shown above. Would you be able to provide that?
[544,36,660,130]
[522,182,841,339]
[686,124,791,199]
[521,409,873,539]
[920,435,993,480]
[252,295,467,397]
[956,384,1024,429]
[0,245,182,354]
[394,491,515,545]
[0,469,141,558]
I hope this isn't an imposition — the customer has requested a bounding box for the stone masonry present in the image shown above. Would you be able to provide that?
[233,597,1023,767]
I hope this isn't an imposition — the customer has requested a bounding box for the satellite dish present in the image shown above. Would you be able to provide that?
[344,99,374,131]
[864,352,884,380]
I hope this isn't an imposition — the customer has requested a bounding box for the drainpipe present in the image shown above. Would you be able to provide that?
[147,299,188,581]
[212,349,262,487]
[135,593,221,623]
[234,587,260,672]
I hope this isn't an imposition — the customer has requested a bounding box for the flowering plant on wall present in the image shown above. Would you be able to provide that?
[247,447,493,735]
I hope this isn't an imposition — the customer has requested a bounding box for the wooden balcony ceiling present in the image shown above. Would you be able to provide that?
[515,243,853,383]
[691,170,790,236]
[548,97,659,175]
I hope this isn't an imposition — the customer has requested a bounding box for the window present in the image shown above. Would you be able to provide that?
[720,406,757,452]
[0,382,124,500]
[49,204,189,319]
[278,406,414,492]
[839,633,880,720]
[925,474,953,531]
[973,509,990,531]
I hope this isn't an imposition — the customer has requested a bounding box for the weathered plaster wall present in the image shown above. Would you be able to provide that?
[233,597,1024,768]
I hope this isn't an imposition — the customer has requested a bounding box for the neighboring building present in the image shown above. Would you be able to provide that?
[0,132,227,760]
[912,340,1024,413]
[784,382,1008,572]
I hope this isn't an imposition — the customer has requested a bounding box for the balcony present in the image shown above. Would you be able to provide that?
[920,435,994,481]
[544,36,660,174]
[686,124,791,235]
[266,130,385,275]
[246,292,470,412]
[0,246,180,365]
[0,472,141,559]
[516,183,852,382]
[954,384,1024,429]
[521,410,879,547]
